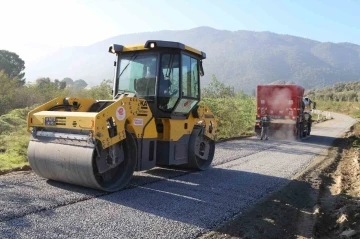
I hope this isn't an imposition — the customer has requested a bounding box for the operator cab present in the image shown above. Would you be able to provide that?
[109,40,206,119]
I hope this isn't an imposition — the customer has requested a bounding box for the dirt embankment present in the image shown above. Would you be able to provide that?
[200,124,360,239]
[0,165,31,176]
[314,128,360,239]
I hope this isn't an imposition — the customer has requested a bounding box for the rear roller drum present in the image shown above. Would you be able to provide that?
[187,126,215,170]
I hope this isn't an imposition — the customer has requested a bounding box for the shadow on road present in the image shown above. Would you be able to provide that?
[0,167,289,237]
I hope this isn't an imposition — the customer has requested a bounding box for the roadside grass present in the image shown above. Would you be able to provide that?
[0,108,31,171]
[315,101,360,119]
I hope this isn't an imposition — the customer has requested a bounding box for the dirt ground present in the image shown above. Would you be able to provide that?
[200,124,360,239]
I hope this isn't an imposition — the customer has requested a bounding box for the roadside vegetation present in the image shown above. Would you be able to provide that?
[315,101,360,119]
[306,81,360,120]
[201,75,256,139]
[0,108,30,171]
[306,81,360,103]
[0,79,113,172]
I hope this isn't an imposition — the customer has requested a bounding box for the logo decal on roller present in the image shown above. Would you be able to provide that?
[116,106,126,121]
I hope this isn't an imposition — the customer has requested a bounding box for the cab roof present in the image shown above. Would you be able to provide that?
[108,40,206,59]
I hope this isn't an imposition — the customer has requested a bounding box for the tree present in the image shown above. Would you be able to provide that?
[346,92,357,102]
[36,77,51,87]
[202,75,235,98]
[87,79,112,100]
[54,79,60,89]
[59,81,66,90]
[324,92,334,101]
[0,70,18,115]
[0,50,25,84]
[61,77,73,86]
[334,82,345,92]
[73,79,88,89]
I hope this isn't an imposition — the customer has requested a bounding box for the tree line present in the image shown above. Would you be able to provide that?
[200,75,256,138]
[306,81,360,102]
[0,49,112,116]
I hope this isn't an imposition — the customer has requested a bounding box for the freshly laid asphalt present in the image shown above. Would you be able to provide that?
[0,112,356,239]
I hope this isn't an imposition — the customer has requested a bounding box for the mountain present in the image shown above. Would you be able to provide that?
[25,26,360,93]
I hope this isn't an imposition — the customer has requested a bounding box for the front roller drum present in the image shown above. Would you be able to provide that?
[27,131,137,192]
[186,126,215,170]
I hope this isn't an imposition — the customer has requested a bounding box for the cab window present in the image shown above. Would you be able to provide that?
[157,53,180,111]
[181,54,199,99]
[117,54,157,97]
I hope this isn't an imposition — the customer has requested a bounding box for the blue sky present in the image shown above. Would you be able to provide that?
[1,0,360,63]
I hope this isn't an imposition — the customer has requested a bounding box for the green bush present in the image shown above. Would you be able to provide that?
[201,96,255,139]
[0,108,31,171]
[201,75,256,139]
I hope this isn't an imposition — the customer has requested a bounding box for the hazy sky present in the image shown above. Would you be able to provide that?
[1,0,360,63]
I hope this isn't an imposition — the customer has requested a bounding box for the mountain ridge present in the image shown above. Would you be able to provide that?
[25,26,360,93]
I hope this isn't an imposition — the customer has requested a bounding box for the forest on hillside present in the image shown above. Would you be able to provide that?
[306,81,360,102]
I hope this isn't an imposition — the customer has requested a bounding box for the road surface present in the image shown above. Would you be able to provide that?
[0,112,356,239]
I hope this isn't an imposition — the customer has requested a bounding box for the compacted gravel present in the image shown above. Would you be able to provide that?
[0,112,356,239]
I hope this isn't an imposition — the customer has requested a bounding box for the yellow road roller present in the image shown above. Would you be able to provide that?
[26,40,217,192]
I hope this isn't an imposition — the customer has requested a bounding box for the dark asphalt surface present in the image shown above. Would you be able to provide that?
[0,112,356,239]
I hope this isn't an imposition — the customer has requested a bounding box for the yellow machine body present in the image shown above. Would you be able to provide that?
[28,97,216,145]
[27,40,217,192]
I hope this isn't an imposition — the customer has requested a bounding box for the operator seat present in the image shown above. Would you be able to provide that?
[157,70,171,110]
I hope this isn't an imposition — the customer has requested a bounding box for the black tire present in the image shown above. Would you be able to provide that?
[297,123,303,140]
[186,126,215,170]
